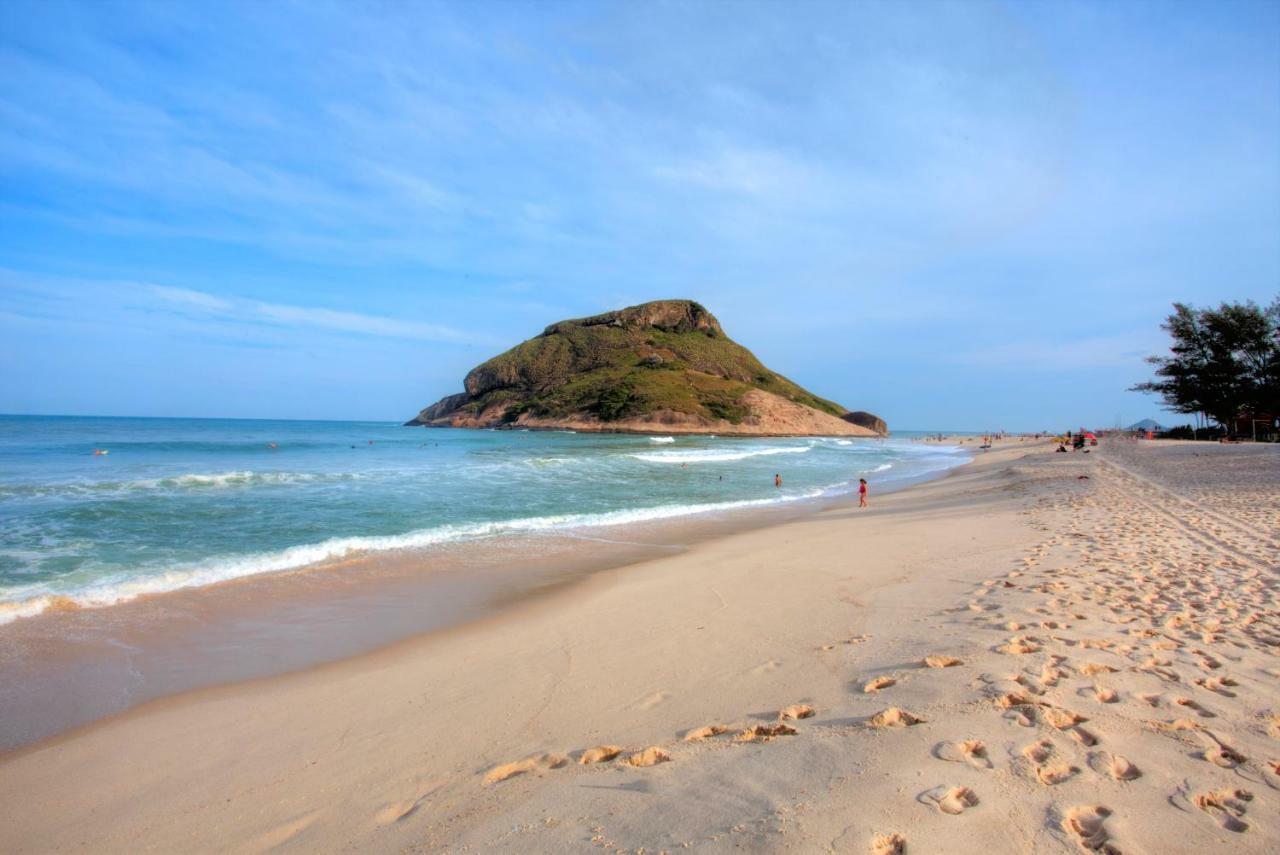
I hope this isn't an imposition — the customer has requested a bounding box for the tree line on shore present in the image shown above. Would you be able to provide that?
[1133,298,1279,438]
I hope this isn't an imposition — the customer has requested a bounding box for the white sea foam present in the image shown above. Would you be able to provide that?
[630,445,811,464]
[157,471,305,488]
[649,436,676,444]
[0,487,834,625]
[872,462,893,472]
[0,471,356,499]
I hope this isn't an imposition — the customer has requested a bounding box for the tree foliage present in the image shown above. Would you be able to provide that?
[1131,298,1280,429]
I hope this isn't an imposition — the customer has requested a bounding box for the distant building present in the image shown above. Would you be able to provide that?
[1226,413,1278,442]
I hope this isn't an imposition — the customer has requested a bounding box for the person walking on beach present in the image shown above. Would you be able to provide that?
[858,478,869,508]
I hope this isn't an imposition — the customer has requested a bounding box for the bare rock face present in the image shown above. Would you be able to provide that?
[541,300,722,337]
[403,393,470,427]
[407,299,884,437]
[841,410,888,436]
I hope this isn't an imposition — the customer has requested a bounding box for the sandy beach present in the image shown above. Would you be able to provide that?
[2,438,1277,853]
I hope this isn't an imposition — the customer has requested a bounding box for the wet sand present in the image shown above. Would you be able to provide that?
[1,438,1276,853]
[0,453,956,751]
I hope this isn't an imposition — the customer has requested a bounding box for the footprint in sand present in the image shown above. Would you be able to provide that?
[484,753,568,784]
[626,747,671,767]
[1198,735,1247,768]
[1068,727,1099,747]
[929,786,979,815]
[374,800,421,826]
[1042,707,1088,730]
[1092,685,1119,704]
[923,655,963,668]
[871,832,906,854]
[1087,751,1140,781]
[1022,739,1055,763]
[996,691,1038,710]
[1193,676,1237,696]
[933,739,992,770]
[779,704,815,721]
[1010,674,1046,696]
[1136,692,1162,707]
[1062,805,1115,851]
[1193,788,1252,832]
[253,810,323,850]
[735,723,796,742]
[1036,763,1080,785]
[1006,706,1037,727]
[1152,717,1201,733]
[1078,662,1117,676]
[373,781,443,826]
[868,708,925,728]
[579,745,624,765]
[683,724,730,741]
[1174,697,1216,718]
[997,636,1041,655]
[636,690,672,710]
[864,675,897,693]
[750,660,782,675]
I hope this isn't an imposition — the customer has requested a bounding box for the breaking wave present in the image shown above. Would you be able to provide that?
[0,487,833,625]
[630,446,812,464]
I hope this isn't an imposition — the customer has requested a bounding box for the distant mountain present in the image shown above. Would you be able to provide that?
[1128,418,1165,431]
[406,299,885,436]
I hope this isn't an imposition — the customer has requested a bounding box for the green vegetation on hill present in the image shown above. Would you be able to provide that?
[448,300,846,425]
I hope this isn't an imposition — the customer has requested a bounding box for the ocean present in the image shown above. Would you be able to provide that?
[0,415,969,626]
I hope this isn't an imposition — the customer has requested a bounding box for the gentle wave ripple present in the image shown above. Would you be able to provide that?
[0,416,968,623]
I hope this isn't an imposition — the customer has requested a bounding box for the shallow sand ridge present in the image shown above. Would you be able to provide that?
[0,439,1276,853]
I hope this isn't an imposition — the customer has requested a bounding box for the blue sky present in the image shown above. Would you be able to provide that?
[1,0,1277,430]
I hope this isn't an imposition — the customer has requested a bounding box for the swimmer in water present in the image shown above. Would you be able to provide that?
[775,473,782,488]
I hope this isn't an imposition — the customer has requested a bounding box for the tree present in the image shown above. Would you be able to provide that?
[1131,298,1280,430]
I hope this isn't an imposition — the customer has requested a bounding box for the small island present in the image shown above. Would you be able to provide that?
[406,300,887,436]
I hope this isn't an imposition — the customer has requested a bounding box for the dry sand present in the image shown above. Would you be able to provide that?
[1,439,1277,853]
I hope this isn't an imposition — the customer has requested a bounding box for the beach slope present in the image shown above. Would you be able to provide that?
[1,440,1276,853]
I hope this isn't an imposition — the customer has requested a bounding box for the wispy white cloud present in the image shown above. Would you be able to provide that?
[652,147,816,198]
[2,272,498,348]
[149,284,233,312]
[254,301,485,345]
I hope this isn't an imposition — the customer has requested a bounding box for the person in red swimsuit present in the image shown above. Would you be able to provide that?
[858,478,868,508]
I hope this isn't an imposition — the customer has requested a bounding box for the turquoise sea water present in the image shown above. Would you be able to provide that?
[0,415,968,624]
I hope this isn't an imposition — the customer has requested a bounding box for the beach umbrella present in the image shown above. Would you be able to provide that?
[1083,432,1097,439]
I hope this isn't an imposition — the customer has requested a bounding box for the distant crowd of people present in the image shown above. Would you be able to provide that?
[1055,428,1098,453]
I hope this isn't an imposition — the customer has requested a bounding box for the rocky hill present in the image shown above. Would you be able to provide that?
[406,300,886,436]
[842,411,888,435]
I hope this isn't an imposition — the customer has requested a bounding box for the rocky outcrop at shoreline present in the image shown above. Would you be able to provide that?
[406,300,885,437]
[842,411,888,436]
